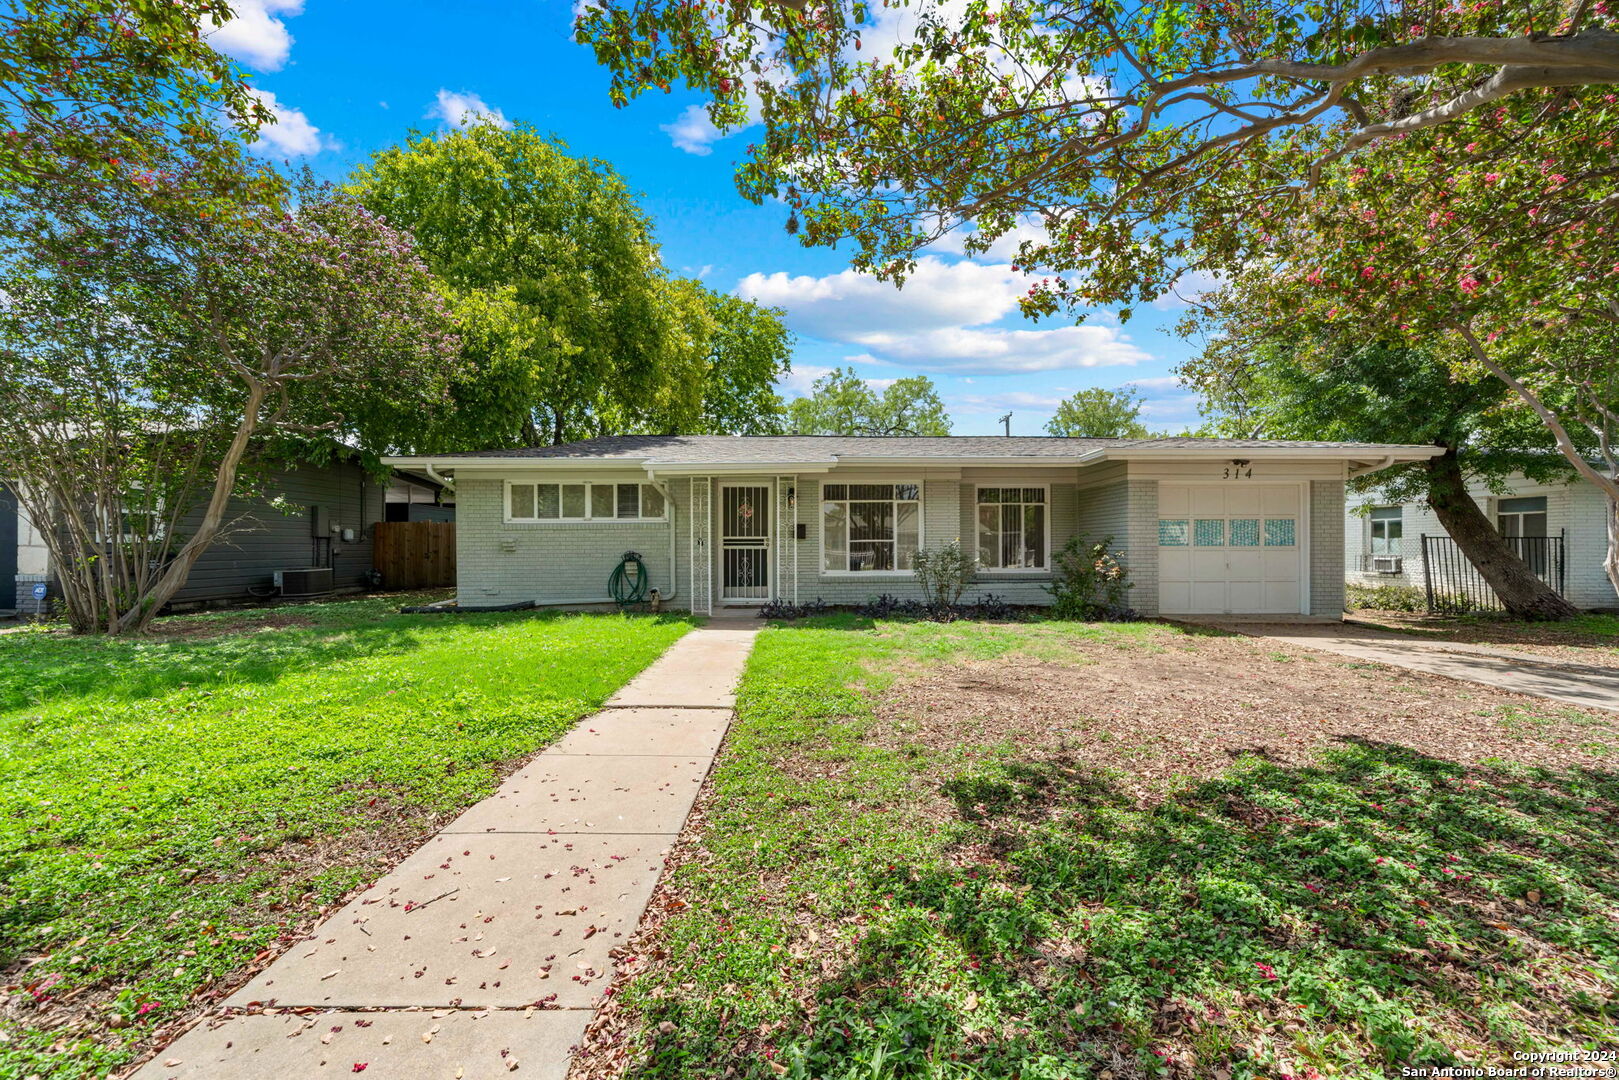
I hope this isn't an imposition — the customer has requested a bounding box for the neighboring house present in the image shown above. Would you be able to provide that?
[1346,471,1616,611]
[6,458,449,616]
[384,435,1440,618]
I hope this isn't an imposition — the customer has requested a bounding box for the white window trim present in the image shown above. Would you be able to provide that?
[502,479,668,524]
[817,477,925,577]
[975,484,1053,574]
[1368,504,1403,554]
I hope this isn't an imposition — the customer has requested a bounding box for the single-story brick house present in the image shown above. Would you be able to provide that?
[384,436,1441,618]
[1347,470,1616,610]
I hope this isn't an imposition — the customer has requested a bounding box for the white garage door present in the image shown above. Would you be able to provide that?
[1158,484,1306,615]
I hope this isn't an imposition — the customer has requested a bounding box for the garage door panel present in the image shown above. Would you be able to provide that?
[1158,483,1306,616]
[1225,488,1262,516]
[1192,581,1227,612]
[1227,550,1263,581]
[1262,487,1300,515]
[1263,580,1301,611]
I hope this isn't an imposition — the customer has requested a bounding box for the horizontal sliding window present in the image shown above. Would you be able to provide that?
[506,481,665,522]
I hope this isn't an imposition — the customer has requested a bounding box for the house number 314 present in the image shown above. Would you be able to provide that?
[1223,463,1253,479]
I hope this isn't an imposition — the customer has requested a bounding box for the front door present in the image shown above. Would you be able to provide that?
[719,484,771,603]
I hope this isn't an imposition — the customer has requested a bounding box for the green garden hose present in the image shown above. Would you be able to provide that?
[608,551,650,607]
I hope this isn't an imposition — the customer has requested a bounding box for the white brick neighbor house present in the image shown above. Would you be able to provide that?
[385,435,1441,617]
[1346,471,1618,611]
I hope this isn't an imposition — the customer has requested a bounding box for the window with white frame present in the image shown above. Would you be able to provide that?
[1369,506,1403,554]
[505,481,665,522]
[1496,496,1548,538]
[976,487,1048,570]
[821,482,921,572]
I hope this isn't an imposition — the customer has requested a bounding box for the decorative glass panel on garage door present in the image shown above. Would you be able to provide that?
[1157,484,1304,615]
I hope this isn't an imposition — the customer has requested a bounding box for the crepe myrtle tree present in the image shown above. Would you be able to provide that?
[575,0,1618,312]
[0,170,459,634]
[1211,88,1619,605]
[0,1,270,199]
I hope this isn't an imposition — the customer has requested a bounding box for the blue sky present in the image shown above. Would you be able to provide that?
[214,0,1206,437]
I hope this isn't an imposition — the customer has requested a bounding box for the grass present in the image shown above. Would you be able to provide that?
[0,596,692,1078]
[602,615,1619,1079]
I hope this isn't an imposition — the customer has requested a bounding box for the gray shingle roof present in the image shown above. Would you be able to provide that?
[425,435,1432,465]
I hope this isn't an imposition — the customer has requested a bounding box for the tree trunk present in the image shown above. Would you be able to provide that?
[1424,448,1578,621]
[1605,490,1619,604]
[117,381,265,633]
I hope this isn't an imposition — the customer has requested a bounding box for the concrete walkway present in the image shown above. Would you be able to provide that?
[1225,622,1619,713]
[130,623,758,1080]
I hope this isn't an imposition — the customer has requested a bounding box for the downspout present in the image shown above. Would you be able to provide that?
[651,479,678,602]
[424,463,456,490]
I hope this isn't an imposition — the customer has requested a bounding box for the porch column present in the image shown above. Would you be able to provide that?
[689,476,712,615]
[776,475,798,604]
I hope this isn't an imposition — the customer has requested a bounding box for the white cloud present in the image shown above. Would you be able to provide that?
[737,256,1149,375]
[427,89,512,130]
[951,390,1073,415]
[1125,375,1186,391]
[739,257,1024,338]
[661,104,726,156]
[1152,268,1224,309]
[862,325,1149,373]
[247,89,324,157]
[931,219,1050,264]
[209,0,302,71]
[778,364,835,397]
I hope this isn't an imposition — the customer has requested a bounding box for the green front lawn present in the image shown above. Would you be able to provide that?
[0,597,691,1078]
[593,616,1619,1079]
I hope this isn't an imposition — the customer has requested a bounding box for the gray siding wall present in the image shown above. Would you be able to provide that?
[172,458,385,604]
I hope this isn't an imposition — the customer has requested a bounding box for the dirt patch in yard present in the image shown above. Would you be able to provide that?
[1348,609,1619,668]
[873,630,1618,804]
[145,611,318,639]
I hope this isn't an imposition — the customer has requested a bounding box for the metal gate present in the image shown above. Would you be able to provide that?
[1420,531,1566,614]
[719,484,771,602]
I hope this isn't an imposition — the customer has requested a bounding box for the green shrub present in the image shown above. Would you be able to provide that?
[1345,582,1427,612]
[1048,535,1134,620]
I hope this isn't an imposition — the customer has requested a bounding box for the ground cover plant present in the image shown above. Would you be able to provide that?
[0,595,691,1078]
[1347,610,1619,670]
[576,617,1619,1079]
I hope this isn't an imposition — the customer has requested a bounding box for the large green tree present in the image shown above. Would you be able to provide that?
[1183,288,1584,618]
[350,123,790,447]
[787,367,951,436]
[1045,387,1150,439]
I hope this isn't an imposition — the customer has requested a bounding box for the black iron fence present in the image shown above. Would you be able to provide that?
[1420,531,1566,614]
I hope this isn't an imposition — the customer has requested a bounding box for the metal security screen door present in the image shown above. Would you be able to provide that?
[720,484,771,602]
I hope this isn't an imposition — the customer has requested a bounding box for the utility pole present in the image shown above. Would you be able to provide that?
[999,412,1012,436]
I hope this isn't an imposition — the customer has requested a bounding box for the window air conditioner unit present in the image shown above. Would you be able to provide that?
[1371,555,1403,574]
[275,567,335,598]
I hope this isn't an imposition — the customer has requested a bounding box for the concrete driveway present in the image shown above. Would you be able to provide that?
[1211,621,1619,713]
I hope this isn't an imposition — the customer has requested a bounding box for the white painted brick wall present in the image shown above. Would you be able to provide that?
[1311,479,1345,616]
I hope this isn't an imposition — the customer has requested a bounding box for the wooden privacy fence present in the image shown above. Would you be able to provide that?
[373,521,455,589]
